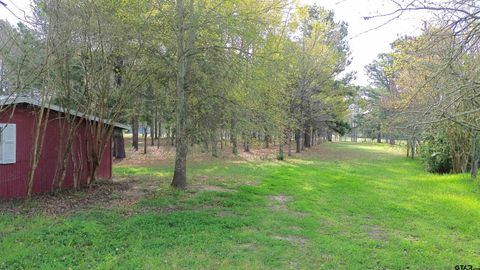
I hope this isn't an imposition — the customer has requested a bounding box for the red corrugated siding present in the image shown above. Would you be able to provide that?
[0,105,113,199]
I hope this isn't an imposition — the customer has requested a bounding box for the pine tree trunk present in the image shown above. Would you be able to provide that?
[301,132,305,151]
[278,143,284,160]
[154,110,158,139]
[211,132,218,158]
[288,131,292,156]
[295,129,301,153]
[304,126,311,148]
[406,140,410,158]
[113,128,126,159]
[171,0,191,189]
[132,115,139,151]
[376,124,381,143]
[144,126,148,154]
[220,131,224,151]
[278,130,288,160]
[327,132,333,142]
[243,135,250,152]
[231,117,238,155]
[411,137,415,160]
[151,119,155,146]
[157,121,161,149]
[311,129,315,146]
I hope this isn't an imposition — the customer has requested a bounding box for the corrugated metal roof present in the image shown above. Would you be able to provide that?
[0,96,130,130]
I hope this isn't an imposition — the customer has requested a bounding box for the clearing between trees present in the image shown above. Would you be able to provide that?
[1,143,479,269]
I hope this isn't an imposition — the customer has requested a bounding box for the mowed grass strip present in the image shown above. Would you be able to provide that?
[1,143,480,269]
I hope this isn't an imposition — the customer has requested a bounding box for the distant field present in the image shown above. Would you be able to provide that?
[1,143,479,269]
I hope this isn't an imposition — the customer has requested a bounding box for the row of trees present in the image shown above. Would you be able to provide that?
[0,0,354,191]
[356,0,480,177]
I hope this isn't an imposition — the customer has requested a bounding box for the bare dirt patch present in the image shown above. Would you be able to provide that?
[117,138,401,171]
[366,225,389,241]
[268,195,292,211]
[0,174,244,216]
[267,195,310,219]
[0,177,160,216]
[269,195,291,203]
[404,234,420,242]
[116,139,324,168]
[216,210,237,217]
[273,235,309,245]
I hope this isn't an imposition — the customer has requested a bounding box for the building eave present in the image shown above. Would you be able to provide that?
[0,96,130,130]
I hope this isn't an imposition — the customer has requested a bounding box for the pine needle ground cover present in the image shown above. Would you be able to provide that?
[1,143,479,269]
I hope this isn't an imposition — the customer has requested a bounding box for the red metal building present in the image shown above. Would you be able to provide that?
[0,97,128,199]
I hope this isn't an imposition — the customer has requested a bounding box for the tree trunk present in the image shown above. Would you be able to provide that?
[220,131,224,151]
[472,160,478,179]
[411,137,415,160]
[376,124,381,143]
[301,131,305,150]
[278,130,288,161]
[211,132,218,158]
[327,131,333,142]
[203,139,209,153]
[86,123,114,187]
[231,116,238,155]
[243,135,250,152]
[304,126,311,148]
[27,107,50,198]
[144,126,148,154]
[113,128,126,159]
[265,134,270,149]
[295,129,301,153]
[172,0,194,189]
[132,115,139,151]
[311,129,315,146]
[154,110,159,139]
[157,121,161,149]
[71,150,80,190]
[56,133,73,190]
[288,131,292,156]
[406,140,410,158]
[278,143,284,161]
[471,132,478,179]
[312,132,316,144]
[151,119,155,146]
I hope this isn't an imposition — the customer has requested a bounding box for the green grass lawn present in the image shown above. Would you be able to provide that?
[1,143,480,269]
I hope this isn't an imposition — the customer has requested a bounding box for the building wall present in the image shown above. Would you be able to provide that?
[0,105,112,199]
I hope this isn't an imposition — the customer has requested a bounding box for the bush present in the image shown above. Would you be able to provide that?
[420,131,452,174]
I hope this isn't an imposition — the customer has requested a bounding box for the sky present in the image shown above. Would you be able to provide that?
[0,0,428,86]
[302,0,428,86]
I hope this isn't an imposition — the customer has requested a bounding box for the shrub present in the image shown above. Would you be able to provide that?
[420,131,452,174]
